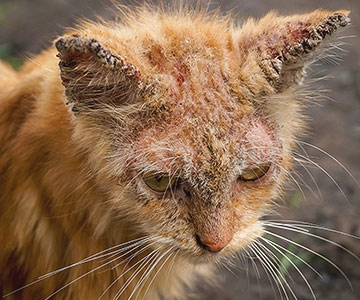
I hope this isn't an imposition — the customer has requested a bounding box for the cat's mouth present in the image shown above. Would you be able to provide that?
[185,243,244,266]
[169,221,265,266]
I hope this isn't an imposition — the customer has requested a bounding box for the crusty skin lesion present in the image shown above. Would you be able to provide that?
[56,35,142,79]
[55,35,166,113]
[261,12,350,90]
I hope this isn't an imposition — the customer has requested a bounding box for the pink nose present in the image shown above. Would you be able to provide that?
[196,234,233,252]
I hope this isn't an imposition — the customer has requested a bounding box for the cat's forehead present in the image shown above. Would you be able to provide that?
[151,53,252,121]
[134,105,279,177]
[145,55,270,150]
[130,30,284,175]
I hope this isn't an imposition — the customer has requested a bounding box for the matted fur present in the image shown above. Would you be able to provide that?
[0,4,350,300]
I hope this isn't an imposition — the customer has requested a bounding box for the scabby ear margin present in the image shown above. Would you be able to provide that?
[257,11,350,92]
[55,35,142,83]
[54,35,146,113]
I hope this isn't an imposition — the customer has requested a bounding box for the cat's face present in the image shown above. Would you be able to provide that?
[122,90,286,262]
[103,51,295,263]
[56,9,349,263]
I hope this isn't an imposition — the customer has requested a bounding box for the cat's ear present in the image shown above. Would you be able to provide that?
[55,35,143,113]
[238,10,350,92]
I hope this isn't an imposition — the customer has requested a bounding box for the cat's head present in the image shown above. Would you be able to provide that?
[55,8,349,263]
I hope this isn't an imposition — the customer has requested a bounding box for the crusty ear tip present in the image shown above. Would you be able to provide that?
[55,35,98,56]
[55,38,66,52]
[343,16,351,27]
[333,12,351,27]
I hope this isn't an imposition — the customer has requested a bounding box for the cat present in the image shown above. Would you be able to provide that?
[0,4,351,300]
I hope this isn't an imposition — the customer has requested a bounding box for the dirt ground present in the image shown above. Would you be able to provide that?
[1,0,359,299]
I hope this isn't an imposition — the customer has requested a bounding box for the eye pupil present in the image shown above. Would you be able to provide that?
[239,164,271,182]
[143,173,176,192]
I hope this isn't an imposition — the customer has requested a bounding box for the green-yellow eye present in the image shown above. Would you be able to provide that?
[239,164,271,182]
[143,173,176,192]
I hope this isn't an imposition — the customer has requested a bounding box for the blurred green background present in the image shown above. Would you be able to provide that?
[1,0,359,299]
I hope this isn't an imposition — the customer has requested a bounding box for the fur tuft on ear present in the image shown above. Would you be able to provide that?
[55,35,143,113]
[238,10,350,92]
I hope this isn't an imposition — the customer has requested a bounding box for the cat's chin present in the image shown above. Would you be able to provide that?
[183,253,220,266]
[177,247,237,266]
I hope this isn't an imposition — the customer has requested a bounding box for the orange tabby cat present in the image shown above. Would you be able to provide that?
[0,5,350,300]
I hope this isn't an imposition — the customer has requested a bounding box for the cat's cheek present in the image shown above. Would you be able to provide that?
[228,221,264,251]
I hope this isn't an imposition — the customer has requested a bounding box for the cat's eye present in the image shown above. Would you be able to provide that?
[239,164,271,182]
[143,173,176,192]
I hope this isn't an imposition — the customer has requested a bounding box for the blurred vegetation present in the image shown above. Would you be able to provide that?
[0,43,24,70]
[0,0,17,21]
[263,231,313,279]
[288,190,304,208]
[0,1,24,70]
[278,242,312,277]
[264,190,311,277]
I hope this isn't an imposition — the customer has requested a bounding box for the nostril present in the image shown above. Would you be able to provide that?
[195,234,212,251]
[195,233,232,252]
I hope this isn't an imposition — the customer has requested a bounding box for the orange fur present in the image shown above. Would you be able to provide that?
[0,5,350,299]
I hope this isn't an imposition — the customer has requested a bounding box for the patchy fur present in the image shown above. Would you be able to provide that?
[0,5,349,300]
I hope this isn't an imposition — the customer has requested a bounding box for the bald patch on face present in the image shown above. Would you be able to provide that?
[243,117,281,164]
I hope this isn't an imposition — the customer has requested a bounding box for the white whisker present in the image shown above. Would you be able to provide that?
[292,152,349,203]
[99,247,161,300]
[263,221,360,262]
[297,140,359,187]
[3,236,154,298]
[263,230,353,289]
[133,247,175,300]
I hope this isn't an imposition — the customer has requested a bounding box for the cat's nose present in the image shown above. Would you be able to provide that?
[195,233,232,252]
